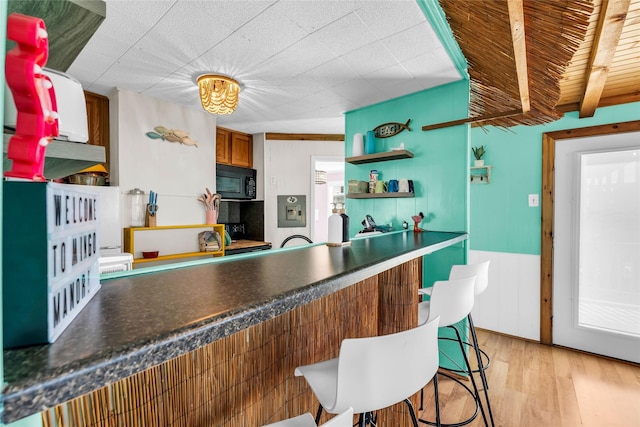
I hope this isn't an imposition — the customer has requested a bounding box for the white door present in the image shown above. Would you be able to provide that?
[311,158,344,243]
[553,131,640,363]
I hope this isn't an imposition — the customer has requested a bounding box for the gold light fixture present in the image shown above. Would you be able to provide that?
[197,74,240,115]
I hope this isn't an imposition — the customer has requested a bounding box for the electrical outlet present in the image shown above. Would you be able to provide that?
[528,194,539,207]
[270,176,276,185]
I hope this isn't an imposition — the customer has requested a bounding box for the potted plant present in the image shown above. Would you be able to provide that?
[472,145,486,167]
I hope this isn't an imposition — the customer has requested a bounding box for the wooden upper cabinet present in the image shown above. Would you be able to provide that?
[230,132,252,168]
[216,127,253,168]
[216,128,231,164]
[84,91,110,173]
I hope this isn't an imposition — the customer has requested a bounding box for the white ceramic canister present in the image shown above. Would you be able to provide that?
[352,133,364,156]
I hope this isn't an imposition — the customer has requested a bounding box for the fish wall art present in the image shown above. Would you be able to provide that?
[146,126,198,147]
[373,119,411,138]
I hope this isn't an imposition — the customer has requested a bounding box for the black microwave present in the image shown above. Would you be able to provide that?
[216,164,257,200]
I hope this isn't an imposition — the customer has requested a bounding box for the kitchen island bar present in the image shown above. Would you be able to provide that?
[2,230,467,425]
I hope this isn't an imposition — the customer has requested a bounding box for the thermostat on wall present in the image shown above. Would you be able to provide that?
[277,195,306,228]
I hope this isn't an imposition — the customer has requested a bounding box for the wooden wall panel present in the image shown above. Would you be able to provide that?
[376,259,422,425]
[378,259,421,335]
[540,133,555,345]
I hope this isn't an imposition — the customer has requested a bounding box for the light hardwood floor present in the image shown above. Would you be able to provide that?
[418,329,640,427]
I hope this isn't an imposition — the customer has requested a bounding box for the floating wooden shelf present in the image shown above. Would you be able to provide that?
[124,224,225,266]
[346,192,415,199]
[133,251,220,264]
[345,149,414,164]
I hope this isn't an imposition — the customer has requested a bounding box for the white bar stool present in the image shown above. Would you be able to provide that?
[262,408,353,427]
[448,261,494,427]
[417,276,489,427]
[294,317,442,427]
[418,261,494,427]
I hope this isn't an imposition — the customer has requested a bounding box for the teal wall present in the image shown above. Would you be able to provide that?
[344,80,471,290]
[344,80,471,238]
[344,79,471,371]
[470,101,640,255]
[344,81,472,274]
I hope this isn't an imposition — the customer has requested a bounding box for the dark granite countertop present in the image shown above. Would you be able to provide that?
[1,230,467,423]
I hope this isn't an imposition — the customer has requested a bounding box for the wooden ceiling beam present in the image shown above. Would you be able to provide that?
[422,109,523,131]
[507,0,530,113]
[557,90,640,113]
[579,0,630,118]
[265,133,344,141]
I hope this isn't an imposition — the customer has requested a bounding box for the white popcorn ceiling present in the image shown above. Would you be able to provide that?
[68,0,461,134]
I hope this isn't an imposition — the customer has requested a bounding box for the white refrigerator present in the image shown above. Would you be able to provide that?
[88,185,133,272]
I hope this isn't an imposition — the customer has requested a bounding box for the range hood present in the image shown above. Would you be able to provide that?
[4,0,107,180]
[3,134,105,180]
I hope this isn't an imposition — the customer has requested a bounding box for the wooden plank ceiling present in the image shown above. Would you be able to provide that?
[557,0,640,115]
[438,0,640,128]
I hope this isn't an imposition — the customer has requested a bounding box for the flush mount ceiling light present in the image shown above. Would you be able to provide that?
[197,74,240,115]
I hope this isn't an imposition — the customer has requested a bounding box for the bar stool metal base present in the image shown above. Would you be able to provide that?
[419,371,478,427]
[418,324,489,427]
[436,315,495,427]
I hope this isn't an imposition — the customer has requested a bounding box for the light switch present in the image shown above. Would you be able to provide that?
[528,194,539,207]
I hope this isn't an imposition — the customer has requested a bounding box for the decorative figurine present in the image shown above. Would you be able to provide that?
[4,13,59,181]
[412,212,424,232]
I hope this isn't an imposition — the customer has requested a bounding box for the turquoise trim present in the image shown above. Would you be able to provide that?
[416,0,468,79]
[102,243,325,281]
[3,415,42,427]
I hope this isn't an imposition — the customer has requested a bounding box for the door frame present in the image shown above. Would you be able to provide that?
[540,119,640,344]
[309,155,345,243]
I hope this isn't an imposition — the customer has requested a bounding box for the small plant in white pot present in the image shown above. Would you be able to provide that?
[472,145,486,167]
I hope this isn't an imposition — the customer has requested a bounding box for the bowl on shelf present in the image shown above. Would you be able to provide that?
[66,164,109,186]
[142,251,159,259]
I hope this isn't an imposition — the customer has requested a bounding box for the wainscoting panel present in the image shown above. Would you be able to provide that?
[469,250,540,341]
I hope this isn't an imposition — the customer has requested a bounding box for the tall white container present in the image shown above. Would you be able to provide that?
[328,209,343,245]
[352,133,364,156]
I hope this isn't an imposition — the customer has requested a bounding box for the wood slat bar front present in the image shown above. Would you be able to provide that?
[41,259,422,426]
[376,259,422,425]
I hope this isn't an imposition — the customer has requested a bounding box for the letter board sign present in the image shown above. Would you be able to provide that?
[3,181,101,348]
